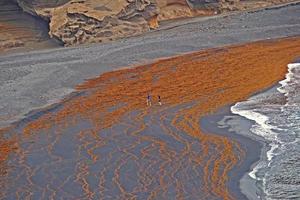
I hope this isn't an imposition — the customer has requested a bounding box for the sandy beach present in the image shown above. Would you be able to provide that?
[1,2,300,199]
[200,106,263,199]
[1,35,300,199]
[1,2,300,128]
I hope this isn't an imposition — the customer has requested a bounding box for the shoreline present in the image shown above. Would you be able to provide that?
[228,59,300,200]
[199,84,285,199]
[1,35,299,129]
[208,80,300,199]
[0,35,299,129]
[232,85,281,200]
[0,1,299,198]
[200,105,263,199]
[1,36,299,199]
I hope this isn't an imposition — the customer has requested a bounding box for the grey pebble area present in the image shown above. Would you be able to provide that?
[0,2,300,128]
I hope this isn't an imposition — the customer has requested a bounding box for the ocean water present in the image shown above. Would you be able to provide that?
[230,61,300,200]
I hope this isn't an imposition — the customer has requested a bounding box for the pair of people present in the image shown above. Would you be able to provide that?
[147,94,162,106]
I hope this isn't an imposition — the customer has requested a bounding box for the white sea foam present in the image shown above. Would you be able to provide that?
[277,63,300,95]
[231,62,300,200]
[248,161,265,180]
[266,143,278,164]
[231,101,279,161]
[233,109,272,135]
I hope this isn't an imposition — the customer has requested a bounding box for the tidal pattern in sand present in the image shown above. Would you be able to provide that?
[231,61,300,199]
[1,37,300,199]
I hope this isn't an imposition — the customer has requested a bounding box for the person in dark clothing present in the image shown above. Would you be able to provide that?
[147,94,152,106]
[158,95,162,106]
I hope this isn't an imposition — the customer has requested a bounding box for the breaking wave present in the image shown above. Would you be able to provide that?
[231,62,300,199]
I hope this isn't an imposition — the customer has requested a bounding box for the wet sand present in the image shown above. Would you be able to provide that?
[1,37,300,199]
[200,106,263,200]
[1,2,300,199]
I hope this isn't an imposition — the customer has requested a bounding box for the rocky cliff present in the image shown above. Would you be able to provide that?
[14,0,297,46]
[0,0,61,53]
[14,0,160,46]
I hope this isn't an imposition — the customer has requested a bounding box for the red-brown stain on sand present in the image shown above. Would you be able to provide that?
[2,37,300,199]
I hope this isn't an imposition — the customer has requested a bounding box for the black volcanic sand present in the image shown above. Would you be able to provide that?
[200,106,263,200]
[2,102,223,199]
[1,101,263,199]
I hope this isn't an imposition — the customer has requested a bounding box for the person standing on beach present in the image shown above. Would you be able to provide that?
[158,95,162,106]
[147,94,152,106]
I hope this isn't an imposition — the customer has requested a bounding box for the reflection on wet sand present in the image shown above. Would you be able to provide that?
[0,0,61,53]
[1,36,300,199]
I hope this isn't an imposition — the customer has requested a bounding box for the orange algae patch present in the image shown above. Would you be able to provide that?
[0,128,17,194]
[0,140,14,163]
[0,129,17,164]
[18,36,300,199]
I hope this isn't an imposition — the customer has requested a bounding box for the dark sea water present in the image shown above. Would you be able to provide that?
[230,61,300,199]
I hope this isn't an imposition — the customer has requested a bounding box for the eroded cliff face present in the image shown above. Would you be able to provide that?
[157,0,217,21]
[12,0,219,46]
[15,0,159,46]
[0,0,60,53]
[14,0,297,46]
